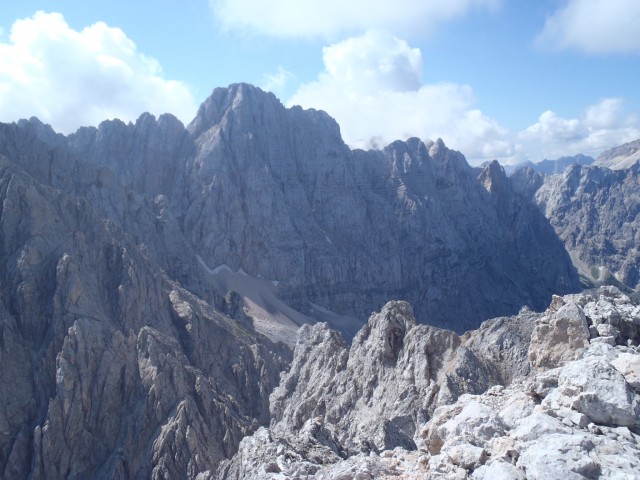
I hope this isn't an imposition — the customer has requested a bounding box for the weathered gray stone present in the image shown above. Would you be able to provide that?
[611,352,640,392]
[519,159,640,290]
[528,301,590,372]
[445,443,487,469]
[219,288,640,479]
[516,434,600,480]
[511,413,571,442]
[549,355,640,427]
[471,460,526,480]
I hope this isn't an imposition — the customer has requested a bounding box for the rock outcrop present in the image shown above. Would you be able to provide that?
[513,162,640,290]
[217,287,640,479]
[0,148,289,479]
[593,138,640,170]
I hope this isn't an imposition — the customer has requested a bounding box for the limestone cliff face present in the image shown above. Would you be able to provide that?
[593,138,640,170]
[19,83,577,333]
[0,141,289,479]
[0,82,591,478]
[513,162,640,290]
[218,287,640,480]
[181,85,580,331]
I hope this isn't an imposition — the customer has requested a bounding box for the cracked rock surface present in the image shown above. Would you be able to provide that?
[218,287,640,479]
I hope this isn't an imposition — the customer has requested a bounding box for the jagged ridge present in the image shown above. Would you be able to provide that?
[7,83,581,334]
[218,287,640,479]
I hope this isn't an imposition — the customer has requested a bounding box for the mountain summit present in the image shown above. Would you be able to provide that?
[7,83,581,335]
[181,84,580,331]
[0,82,630,479]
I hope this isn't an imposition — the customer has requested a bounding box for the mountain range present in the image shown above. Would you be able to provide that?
[496,153,594,177]
[0,83,638,479]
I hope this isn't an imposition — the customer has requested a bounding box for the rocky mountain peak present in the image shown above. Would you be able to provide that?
[509,166,544,199]
[16,116,65,147]
[186,83,346,147]
[353,300,416,362]
[187,83,278,138]
[478,159,508,196]
[428,137,447,156]
[186,83,348,181]
[594,138,640,170]
[220,287,640,479]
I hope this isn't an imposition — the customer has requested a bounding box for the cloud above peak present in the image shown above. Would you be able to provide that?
[518,98,640,159]
[0,11,197,133]
[210,0,502,38]
[322,30,423,92]
[286,30,640,164]
[288,30,513,161]
[536,0,640,54]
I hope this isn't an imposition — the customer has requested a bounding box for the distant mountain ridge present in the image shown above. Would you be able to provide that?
[594,138,640,170]
[512,162,640,290]
[499,153,594,176]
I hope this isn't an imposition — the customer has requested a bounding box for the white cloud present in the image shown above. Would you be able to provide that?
[288,30,514,162]
[518,98,640,160]
[210,0,501,38]
[0,11,197,133]
[536,0,640,54]
[287,31,640,164]
[261,66,296,98]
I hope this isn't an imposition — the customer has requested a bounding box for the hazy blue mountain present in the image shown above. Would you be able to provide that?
[502,153,594,176]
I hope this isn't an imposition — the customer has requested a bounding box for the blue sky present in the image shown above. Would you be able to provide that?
[1,0,639,164]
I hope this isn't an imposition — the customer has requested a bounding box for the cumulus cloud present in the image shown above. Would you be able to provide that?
[210,0,501,38]
[288,30,513,161]
[536,0,640,54]
[0,11,197,133]
[261,66,296,98]
[518,98,640,160]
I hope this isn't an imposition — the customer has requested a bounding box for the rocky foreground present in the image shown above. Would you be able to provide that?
[214,287,640,479]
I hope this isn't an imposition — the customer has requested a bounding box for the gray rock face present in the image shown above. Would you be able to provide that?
[179,88,580,331]
[594,138,640,170]
[528,299,590,373]
[0,82,625,479]
[0,146,289,478]
[219,287,640,479]
[218,299,539,478]
[513,161,640,290]
[266,301,535,456]
[3,84,581,336]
